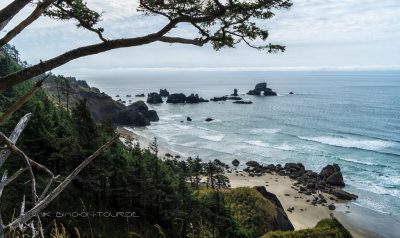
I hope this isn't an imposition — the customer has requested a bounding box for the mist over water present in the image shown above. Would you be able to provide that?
[86,70,400,221]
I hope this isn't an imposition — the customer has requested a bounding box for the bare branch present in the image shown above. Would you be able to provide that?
[4,134,118,233]
[0,0,56,48]
[0,10,229,91]
[0,75,49,125]
[0,0,32,31]
[0,113,32,167]
[0,168,27,197]
[158,36,206,46]
[0,132,55,178]
[0,133,38,204]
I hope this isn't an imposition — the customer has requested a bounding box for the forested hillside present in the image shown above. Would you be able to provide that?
[0,46,351,238]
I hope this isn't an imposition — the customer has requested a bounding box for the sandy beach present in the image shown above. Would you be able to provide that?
[227,171,335,230]
[118,126,400,238]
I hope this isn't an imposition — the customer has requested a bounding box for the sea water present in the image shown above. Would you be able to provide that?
[87,70,400,223]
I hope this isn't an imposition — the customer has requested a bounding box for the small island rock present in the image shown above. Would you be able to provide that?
[147,92,163,104]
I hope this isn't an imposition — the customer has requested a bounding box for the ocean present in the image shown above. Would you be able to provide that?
[86,70,400,226]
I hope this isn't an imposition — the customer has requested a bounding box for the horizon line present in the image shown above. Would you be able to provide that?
[58,65,400,74]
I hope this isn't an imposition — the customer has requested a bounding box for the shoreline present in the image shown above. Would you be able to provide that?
[118,126,399,238]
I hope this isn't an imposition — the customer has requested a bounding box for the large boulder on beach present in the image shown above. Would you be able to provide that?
[331,189,358,200]
[232,159,240,167]
[246,160,260,167]
[147,92,163,104]
[327,172,345,186]
[320,164,345,186]
[111,100,159,126]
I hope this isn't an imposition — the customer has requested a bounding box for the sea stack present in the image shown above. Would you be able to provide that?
[147,92,163,104]
[247,82,277,96]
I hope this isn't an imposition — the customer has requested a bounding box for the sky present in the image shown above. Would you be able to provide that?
[1,0,400,79]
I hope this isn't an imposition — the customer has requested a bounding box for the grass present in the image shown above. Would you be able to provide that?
[261,218,353,238]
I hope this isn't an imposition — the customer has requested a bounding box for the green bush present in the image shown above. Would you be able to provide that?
[261,218,352,238]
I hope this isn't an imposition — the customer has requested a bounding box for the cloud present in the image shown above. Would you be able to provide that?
[0,0,399,73]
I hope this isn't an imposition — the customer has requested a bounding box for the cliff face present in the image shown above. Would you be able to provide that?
[43,77,158,126]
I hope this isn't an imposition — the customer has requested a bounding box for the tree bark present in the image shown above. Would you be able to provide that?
[0,0,32,31]
[0,0,55,48]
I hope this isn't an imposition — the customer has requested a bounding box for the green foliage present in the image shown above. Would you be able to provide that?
[139,0,292,51]
[45,0,103,31]
[261,219,353,238]
[0,46,353,238]
[224,187,278,237]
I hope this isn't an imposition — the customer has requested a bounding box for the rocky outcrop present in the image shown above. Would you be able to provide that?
[246,160,260,167]
[147,92,163,104]
[211,96,228,102]
[43,78,159,127]
[167,93,187,103]
[159,89,170,97]
[319,164,345,186]
[254,186,294,231]
[111,101,159,126]
[211,96,242,101]
[331,189,358,200]
[232,159,240,167]
[241,162,357,201]
[167,93,209,104]
[233,100,252,104]
[136,93,145,97]
[247,82,277,96]
[205,118,214,122]
[231,89,238,96]
[187,116,192,121]
[186,94,209,103]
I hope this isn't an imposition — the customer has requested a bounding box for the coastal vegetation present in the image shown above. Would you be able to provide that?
[0,0,359,236]
[0,45,354,237]
[262,219,352,238]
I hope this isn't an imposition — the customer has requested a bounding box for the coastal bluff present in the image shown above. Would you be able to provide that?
[43,77,159,126]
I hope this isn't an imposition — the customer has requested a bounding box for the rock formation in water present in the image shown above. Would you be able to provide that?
[231,88,238,96]
[167,93,209,104]
[247,82,277,96]
[233,100,253,104]
[147,92,163,104]
[167,93,187,103]
[111,100,159,126]
[159,89,170,97]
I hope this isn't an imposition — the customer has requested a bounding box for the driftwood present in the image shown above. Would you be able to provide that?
[0,113,118,237]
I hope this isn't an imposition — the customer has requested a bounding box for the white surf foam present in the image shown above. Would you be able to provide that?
[250,128,281,134]
[244,140,269,147]
[299,136,393,151]
[199,134,224,142]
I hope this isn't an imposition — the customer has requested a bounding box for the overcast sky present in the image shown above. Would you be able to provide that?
[2,0,400,78]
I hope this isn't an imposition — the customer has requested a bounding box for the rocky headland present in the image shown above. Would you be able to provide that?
[43,77,159,127]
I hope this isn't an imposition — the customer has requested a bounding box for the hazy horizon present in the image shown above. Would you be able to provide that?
[1,0,399,78]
